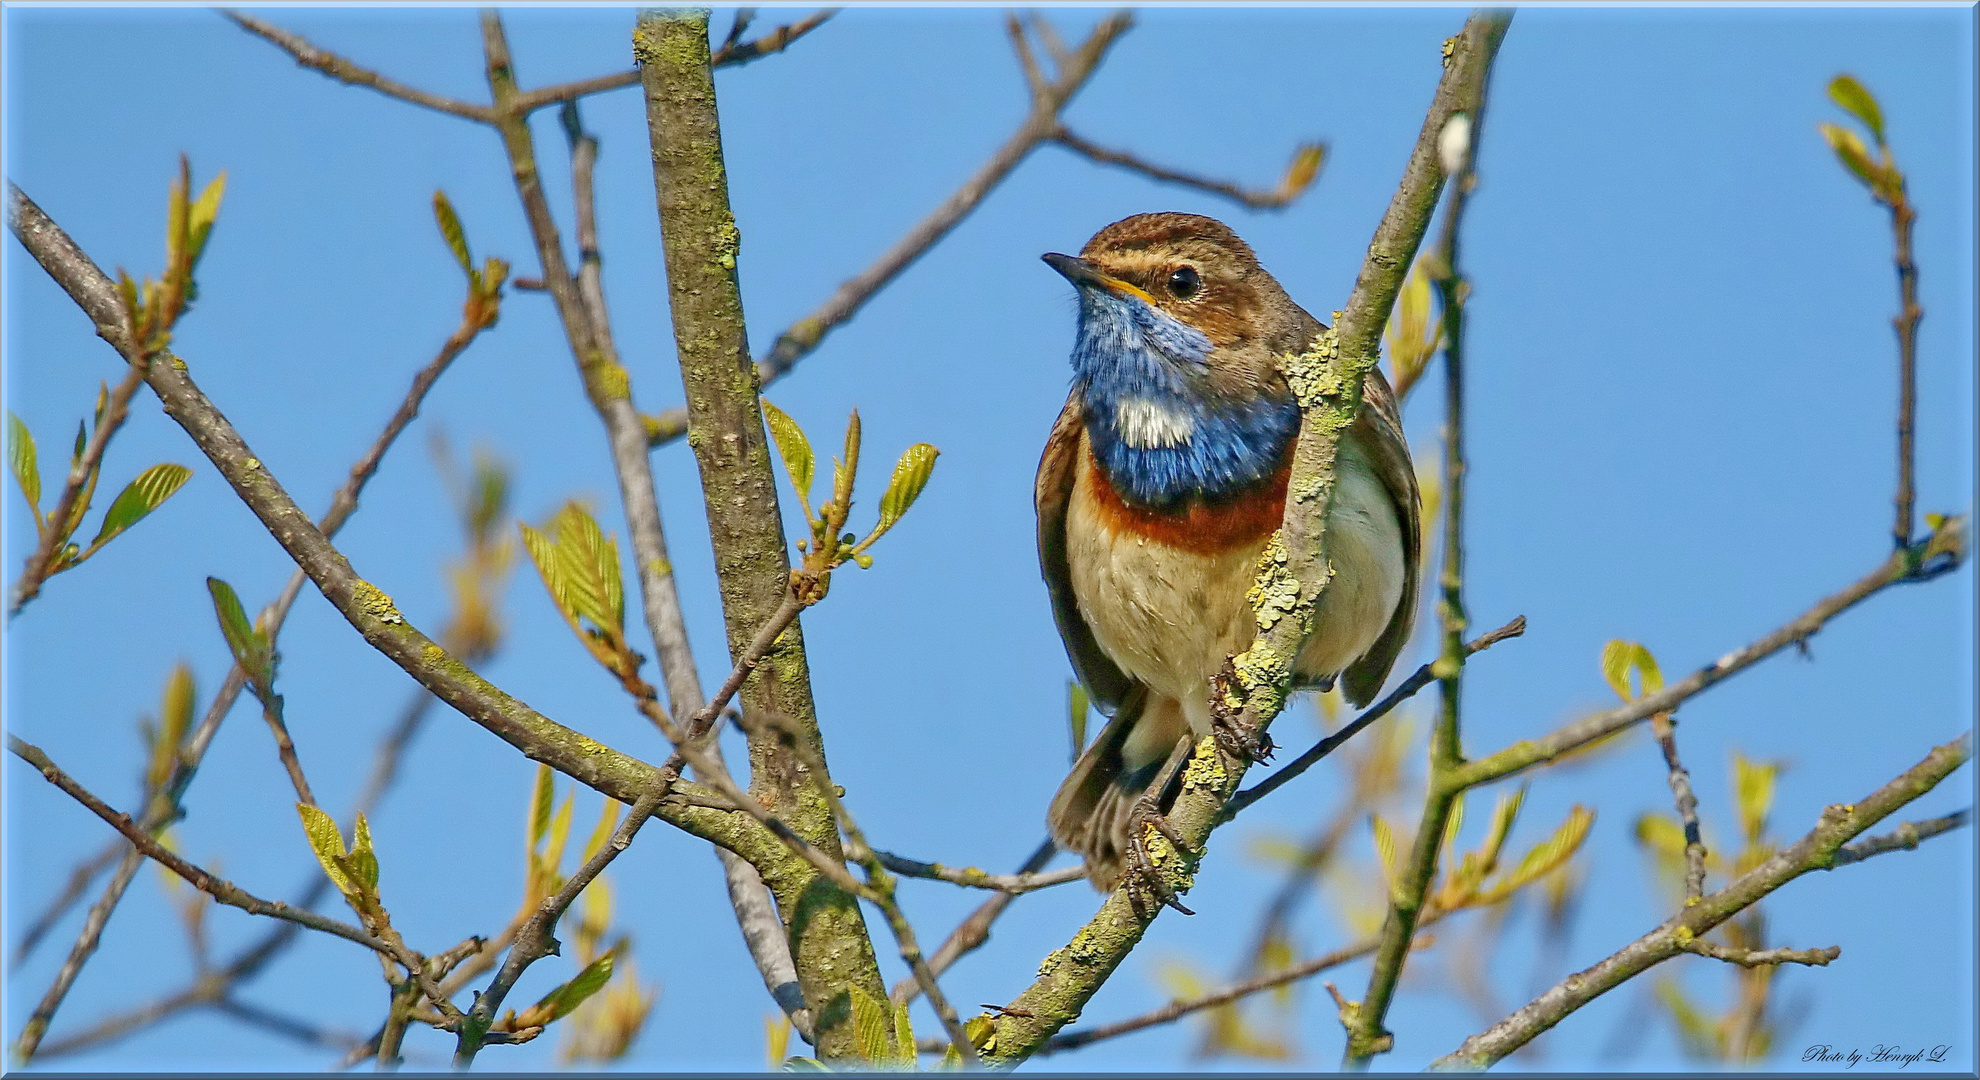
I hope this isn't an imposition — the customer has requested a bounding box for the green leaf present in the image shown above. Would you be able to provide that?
[1441,792,1467,856]
[551,503,623,632]
[531,947,616,1023]
[875,443,939,535]
[72,419,88,466]
[520,521,577,627]
[543,792,576,877]
[1828,73,1885,147]
[1370,814,1400,902]
[1067,680,1090,764]
[206,577,268,683]
[89,463,193,550]
[963,1014,996,1051]
[165,158,190,278]
[891,1001,916,1067]
[147,662,197,793]
[433,190,472,274]
[297,802,355,898]
[349,812,380,892]
[849,985,892,1064]
[529,762,554,854]
[1599,639,1661,702]
[1478,785,1526,870]
[783,1058,831,1073]
[760,398,815,505]
[1732,752,1778,845]
[582,797,621,863]
[186,171,227,270]
[838,410,862,506]
[1819,121,1884,191]
[1479,805,1595,903]
[468,454,510,546]
[8,412,40,516]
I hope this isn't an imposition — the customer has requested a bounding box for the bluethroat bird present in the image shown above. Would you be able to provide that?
[1037,213,1421,892]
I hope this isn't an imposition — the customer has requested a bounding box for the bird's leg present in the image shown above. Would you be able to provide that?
[1209,668,1276,765]
[1121,739,1197,917]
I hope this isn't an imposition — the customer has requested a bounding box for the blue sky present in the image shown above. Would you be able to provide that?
[4,4,1974,1073]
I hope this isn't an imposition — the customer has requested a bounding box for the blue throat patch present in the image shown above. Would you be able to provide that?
[1067,288,1299,509]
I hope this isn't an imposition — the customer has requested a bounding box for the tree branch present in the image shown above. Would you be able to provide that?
[1224,614,1524,820]
[1651,714,1709,902]
[978,15,1514,1066]
[636,9,889,1062]
[889,839,1058,1006]
[1343,45,1507,1062]
[1828,808,1970,867]
[1435,732,1971,1069]
[873,851,1085,893]
[221,11,496,122]
[1049,127,1326,211]
[509,9,838,115]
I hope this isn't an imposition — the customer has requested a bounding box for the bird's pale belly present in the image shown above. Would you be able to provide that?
[1066,433,1406,737]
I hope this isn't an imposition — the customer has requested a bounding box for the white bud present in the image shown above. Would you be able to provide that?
[1438,112,1473,177]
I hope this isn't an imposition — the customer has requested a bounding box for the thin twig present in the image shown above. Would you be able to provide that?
[1682,939,1839,968]
[873,852,1085,893]
[890,839,1058,1006]
[221,11,495,122]
[1050,128,1325,211]
[10,838,122,968]
[1224,615,1524,820]
[1828,808,1970,867]
[1436,733,1971,1069]
[8,737,407,966]
[453,788,664,1067]
[1887,175,1921,552]
[9,363,147,616]
[1650,714,1708,901]
[508,9,838,115]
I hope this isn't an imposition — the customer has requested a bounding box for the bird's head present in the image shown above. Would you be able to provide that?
[1043,212,1292,404]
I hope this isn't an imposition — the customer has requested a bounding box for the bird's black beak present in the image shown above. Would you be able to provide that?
[1041,252,1153,302]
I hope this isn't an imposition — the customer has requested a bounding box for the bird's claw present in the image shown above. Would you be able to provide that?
[1122,790,1195,917]
[1208,672,1276,765]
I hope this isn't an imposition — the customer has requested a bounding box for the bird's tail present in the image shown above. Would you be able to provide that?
[1047,687,1192,892]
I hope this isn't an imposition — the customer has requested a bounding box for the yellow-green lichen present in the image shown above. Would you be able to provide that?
[351,580,404,625]
[1279,327,1342,408]
[245,458,261,470]
[632,13,708,68]
[1181,736,1225,793]
[712,217,741,271]
[595,361,632,401]
[1229,643,1292,718]
[1247,531,1300,632]
[424,643,445,662]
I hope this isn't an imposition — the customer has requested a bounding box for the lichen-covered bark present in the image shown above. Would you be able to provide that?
[982,13,1514,1066]
[633,9,887,1061]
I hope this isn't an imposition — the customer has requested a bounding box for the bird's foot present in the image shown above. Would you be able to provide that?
[1122,790,1195,917]
[1209,671,1276,765]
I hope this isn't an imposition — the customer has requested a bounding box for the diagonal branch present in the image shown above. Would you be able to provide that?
[8,738,408,971]
[7,183,779,862]
[1445,517,1968,792]
[1435,732,1972,1070]
[889,839,1058,1006]
[6,192,503,1060]
[1224,614,1524,820]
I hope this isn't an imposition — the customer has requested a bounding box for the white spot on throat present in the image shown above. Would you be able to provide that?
[1113,396,1196,449]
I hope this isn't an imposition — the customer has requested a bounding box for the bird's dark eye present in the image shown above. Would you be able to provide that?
[1166,265,1201,299]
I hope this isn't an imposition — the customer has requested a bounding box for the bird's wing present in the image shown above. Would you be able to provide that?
[1037,389,1135,714]
[1341,364,1424,707]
